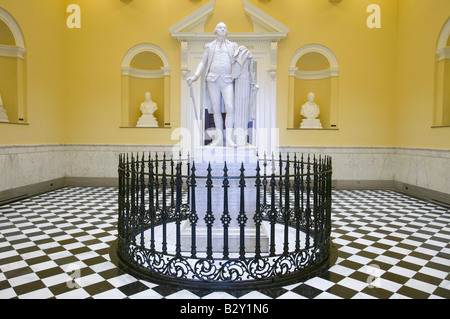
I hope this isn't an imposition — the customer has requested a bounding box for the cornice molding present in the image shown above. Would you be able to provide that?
[290,67,339,79]
[121,66,170,78]
[0,44,26,59]
[436,47,450,62]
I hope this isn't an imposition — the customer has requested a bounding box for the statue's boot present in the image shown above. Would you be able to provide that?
[209,137,223,147]
[225,128,236,147]
[207,127,223,146]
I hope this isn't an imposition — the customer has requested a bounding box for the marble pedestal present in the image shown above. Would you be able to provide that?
[136,114,158,127]
[300,118,322,129]
[181,146,269,253]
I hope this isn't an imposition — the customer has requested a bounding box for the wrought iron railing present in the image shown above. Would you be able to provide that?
[115,152,333,290]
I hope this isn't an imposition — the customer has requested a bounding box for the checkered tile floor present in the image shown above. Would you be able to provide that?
[0,186,449,299]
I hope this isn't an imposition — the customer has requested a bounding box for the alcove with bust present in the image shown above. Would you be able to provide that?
[121,43,171,128]
[288,44,339,130]
[0,8,27,125]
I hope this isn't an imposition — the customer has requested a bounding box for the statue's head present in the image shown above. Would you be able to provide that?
[145,92,151,100]
[307,92,315,102]
[214,22,228,37]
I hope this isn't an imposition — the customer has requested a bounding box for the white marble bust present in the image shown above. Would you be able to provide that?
[0,94,9,123]
[300,92,322,129]
[137,92,158,127]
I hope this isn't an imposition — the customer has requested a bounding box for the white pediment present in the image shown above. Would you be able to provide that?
[168,0,216,34]
[169,0,289,41]
[242,0,289,34]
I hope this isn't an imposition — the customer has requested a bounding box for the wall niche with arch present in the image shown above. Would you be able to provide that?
[433,17,450,127]
[121,43,170,128]
[288,44,339,129]
[0,8,27,124]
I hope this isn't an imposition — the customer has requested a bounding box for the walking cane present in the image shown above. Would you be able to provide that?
[188,82,203,139]
[188,82,200,122]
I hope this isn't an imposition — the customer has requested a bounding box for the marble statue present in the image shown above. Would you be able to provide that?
[300,92,322,129]
[182,23,265,254]
[187,22,258,147]
[0,94,9,123]
[136,92,158,127]
[233,46,259,146]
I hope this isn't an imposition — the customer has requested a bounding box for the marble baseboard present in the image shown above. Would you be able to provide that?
[393,147,450,198]
[281,146,449,197]
[0,177,65,205]
[62,144,179,179]
[0,144,66,193]
[2,176,448,207]
[0,144,448,204]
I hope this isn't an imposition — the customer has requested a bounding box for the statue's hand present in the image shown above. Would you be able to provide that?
[187,75,198,86]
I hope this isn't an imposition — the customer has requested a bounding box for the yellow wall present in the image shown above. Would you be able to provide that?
[444,59,450,125]
[397,0,450,148]
[61,0,185,144]
[272,0,399,146]
[0,19,15,45]
[0,0,449,149]
[0,0,65,145]
[0,56,18,121]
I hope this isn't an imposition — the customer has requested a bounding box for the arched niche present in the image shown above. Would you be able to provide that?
[121,43,171,127]
[433,17,450,127]
[0,8,27,124]
[288,44,339,129]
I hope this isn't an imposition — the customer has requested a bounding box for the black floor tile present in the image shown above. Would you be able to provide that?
[0,187,448,300]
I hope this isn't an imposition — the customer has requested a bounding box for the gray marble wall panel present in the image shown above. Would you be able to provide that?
[0,145,65,192]
[1,144,448,198]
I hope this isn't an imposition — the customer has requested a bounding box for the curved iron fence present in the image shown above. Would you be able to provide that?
[115,152,333,290]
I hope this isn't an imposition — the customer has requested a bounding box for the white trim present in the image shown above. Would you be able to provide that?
[436,47,450,61]
[0,44,26,59]
[292,68,339,80]
[289,43,339,71]
[168,0,215,34]
[122,43,170,69]
[121,67,168,79]
[436,47,450,62]
[436,17,450,53]
[242,0,290,34]
[0,8,25,49]
[172,32,288,42]
[169,0,289,42]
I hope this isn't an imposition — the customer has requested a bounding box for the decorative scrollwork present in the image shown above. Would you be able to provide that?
[194,259,218,281]
[273,255,295,276]
[248,258,271,279]
[219,259,246,282]
[167,258,190,279]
